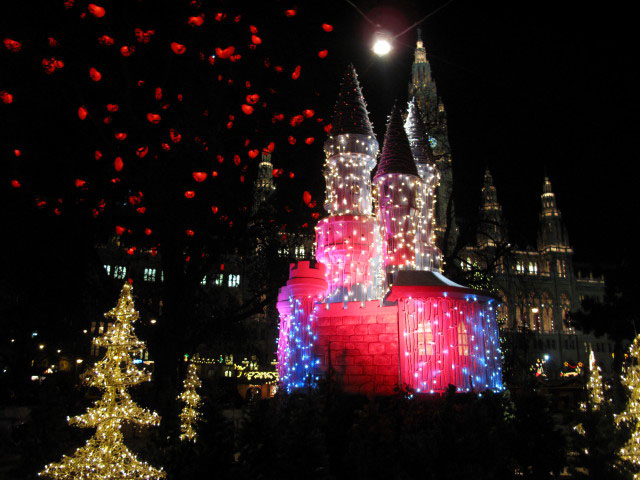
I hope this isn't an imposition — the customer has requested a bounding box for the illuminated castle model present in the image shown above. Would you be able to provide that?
[276,66,503,395]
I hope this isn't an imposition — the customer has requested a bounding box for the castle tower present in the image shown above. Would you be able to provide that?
[316,65,382,303]
[373,104,423,287]
[404,98,442,271]
[477,169,506,248]
[252,150,276,214]
[276,262,327,391]
[408,30,457,255]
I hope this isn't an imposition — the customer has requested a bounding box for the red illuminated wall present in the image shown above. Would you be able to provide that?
[315,301,399,395]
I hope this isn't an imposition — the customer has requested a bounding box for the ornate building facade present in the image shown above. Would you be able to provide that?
[409,34,610,375]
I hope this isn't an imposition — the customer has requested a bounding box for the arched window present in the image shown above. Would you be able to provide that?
[417,321,434,356]
[457,322,469,356]
[496,293,509,327]
[560,294,573,333]
[528,293,541,332]
[541,292,554,332]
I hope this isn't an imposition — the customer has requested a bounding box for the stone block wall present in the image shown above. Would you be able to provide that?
[314,300,399,395]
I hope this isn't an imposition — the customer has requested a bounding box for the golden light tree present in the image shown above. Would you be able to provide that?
[616,334,640,478]
[575,349,606,436]
[178,362,202,442]
[585,349,606,409]
[40,283,165,480]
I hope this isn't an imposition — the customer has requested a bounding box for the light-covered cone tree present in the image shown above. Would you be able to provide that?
[40,283,165,480]
[178,362,202,442]
[586,349,606,408]
[575,349,606,436]
[616,335,640,478]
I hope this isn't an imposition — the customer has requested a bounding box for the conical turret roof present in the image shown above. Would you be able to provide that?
[374,104,419,180]
[404,98,435,165]
[330,64,375,137]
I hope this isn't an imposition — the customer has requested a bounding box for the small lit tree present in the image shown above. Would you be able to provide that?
[40,283,165,480]
[616,335,640,478]
[575,349,606,436]
[586,349,606,408]
[178,362,202,442]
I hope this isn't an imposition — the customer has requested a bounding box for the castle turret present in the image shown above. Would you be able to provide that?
[404,98,442,271]
[276,262,327,392]
[374,104,422,287]
[477,169,506,248]
[316,65,382,302]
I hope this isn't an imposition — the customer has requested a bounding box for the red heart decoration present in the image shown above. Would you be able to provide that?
[215,46,235,59]
[89,67,102,81]
[192,171,208,182]
[188,15,204,27]
[171,42,186,55]
[88,4,105,17]
[147,113,161,124]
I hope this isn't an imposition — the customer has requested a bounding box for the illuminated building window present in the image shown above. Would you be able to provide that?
[295,245,306,258]
[103,265,111,276]
[214,273,224,286]
[457,323,469,356]
[143,268,156,282]
[528,262,538,274]
[417,322,434,356]
[516,262,525,274]
[556,259,567,278]
[228,274,240,288]
[560,294,573,332]
[541,292,553,332]
[278,247,290,258]
[114,265,126,280]
[201,275,207,286]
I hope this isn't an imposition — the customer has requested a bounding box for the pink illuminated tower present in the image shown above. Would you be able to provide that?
[405,98,442,272]
[373,105,423,287]
[316,65,382,303]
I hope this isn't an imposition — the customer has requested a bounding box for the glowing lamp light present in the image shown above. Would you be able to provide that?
[372,31,393,56]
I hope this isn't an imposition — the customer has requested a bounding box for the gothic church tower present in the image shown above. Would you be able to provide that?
[408,29,457,253]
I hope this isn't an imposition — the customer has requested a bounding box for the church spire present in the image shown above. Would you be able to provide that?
[374,104,419,180]
[477,169,505,248]
[330,64,375,137]
[538,176,571,252]
[252,150,276,214]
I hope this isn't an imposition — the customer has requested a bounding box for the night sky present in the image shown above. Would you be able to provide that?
[325,0,636,269]
[2,0,636,278]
